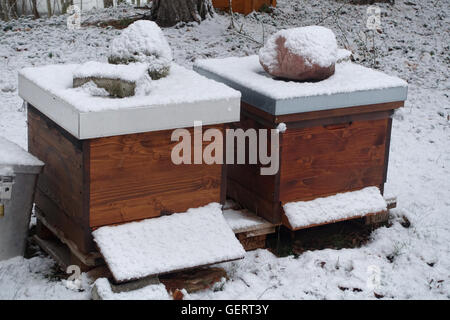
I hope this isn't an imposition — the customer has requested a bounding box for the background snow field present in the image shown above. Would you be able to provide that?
[0,1,449,299]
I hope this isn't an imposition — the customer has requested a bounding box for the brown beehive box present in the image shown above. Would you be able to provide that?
[213,0,276,15]
[194,56,408,226]
[19,63,241,255]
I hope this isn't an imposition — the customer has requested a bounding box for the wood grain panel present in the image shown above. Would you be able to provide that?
[227,178,281,224]
[89,125,224,227]
[212,0,276,14]
[28,106,87,226]
[225,114,282,223]
[279,118,389,202]
[34,191,95,253]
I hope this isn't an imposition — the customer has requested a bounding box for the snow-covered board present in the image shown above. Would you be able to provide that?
[18,63,241,139]
[194,55,408,115]
[92,203,245,282]
[282,187,387,230]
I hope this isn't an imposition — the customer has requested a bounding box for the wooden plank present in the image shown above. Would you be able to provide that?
[34,185,95,254]
[282,209,388,231]
[28,105,94,254]
[28,106,87,225]
[35,206,102,266]
[241,101,403,124]
[383,117,393,183]
[236,226,276,238]
[385,196,397,209]
[282,110,393,130]
[227,178,281,223]
[237,234,267,251]
[89,125,224,227]
[280,166,385,203]
[32,235,71,271]
[225,114,281,222]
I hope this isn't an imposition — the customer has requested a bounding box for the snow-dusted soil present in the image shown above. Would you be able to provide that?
[0,1,449,299]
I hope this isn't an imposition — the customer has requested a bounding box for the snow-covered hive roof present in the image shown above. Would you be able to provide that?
[18,63,241,139]
[194,55,408,115]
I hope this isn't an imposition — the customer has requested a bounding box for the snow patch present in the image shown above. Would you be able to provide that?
[75,81,109,97]
[276,122,287,133]
[93,278,170,300]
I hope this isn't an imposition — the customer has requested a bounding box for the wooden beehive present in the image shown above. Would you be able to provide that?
[194,56,408,226]
[19,63,241,256]
[213,0,276,15]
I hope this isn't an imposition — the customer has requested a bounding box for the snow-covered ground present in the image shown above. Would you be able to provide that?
[0,0,449,299]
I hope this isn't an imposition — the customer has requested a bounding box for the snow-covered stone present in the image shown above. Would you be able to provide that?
[108,20,173,80]
[259,26,351,81]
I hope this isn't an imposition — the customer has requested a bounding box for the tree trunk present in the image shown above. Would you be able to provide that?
[151,0,214,27]
[103,0,113,8]
[46,0,52,16]
[0,0,5,21]
[31,0,40,18]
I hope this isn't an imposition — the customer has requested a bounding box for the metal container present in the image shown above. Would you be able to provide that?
[0,137,44,261]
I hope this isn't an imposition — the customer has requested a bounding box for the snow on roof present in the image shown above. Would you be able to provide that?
[20,63,240,113]
[73,61,149,83]
[283,187,387,229]
[259,26,339,71]
[195,55,408,102]
[0,136,44,168]
[92,203,245,282]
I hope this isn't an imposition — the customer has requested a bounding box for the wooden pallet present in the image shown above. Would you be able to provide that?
[33,207,103,271]
[364,196,397,226]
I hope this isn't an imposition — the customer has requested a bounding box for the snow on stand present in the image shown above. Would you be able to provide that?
[282,187,388,230]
